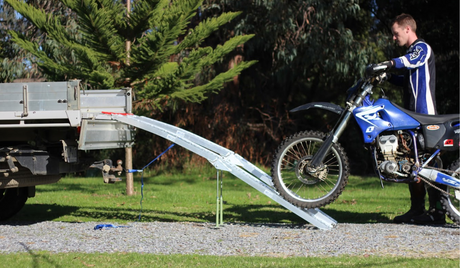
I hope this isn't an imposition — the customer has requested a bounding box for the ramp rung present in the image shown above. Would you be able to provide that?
[102,113,337,230]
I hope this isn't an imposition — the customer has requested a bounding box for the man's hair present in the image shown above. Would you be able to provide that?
[392,13,417,32]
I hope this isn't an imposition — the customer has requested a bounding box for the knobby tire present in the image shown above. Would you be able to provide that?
[442,158,460,224]
[271,131,350,208]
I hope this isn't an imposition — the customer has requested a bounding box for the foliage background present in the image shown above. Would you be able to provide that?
[1,0,458,174]
[139,0,458,174]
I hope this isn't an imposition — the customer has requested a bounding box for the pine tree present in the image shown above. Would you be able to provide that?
[0,0,46,82]
[5,0,256,107]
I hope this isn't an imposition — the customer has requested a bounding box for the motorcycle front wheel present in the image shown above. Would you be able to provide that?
[271,131,350,208]
[442,158,460,224]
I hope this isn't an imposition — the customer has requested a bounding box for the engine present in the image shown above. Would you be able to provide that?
[376,132,414,177]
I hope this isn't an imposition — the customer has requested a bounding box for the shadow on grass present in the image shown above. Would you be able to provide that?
[1,204,80,225]
[223,204,306,223]
[18,242,63,268]
[322,208,392,223]
[4,203,216,224]
[7,202,392,224]
[224,204,392,224]
[5,202,458,230]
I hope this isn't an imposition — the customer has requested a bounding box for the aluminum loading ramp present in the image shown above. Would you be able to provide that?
[98,113,337,230]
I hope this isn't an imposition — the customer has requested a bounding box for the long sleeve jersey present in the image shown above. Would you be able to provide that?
[388,39,437,115]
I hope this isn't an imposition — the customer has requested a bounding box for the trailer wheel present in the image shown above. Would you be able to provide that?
[0,188,28,221]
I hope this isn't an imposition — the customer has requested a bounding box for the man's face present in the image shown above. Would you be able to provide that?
[391,23,409,47]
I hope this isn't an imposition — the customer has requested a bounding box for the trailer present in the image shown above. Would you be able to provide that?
[0,81,336,229]
[0,81,134,220]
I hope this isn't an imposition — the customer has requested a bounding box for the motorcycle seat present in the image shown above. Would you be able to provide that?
[393,102,459,125]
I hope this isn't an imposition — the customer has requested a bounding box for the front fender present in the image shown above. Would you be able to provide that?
[290,102,344,115]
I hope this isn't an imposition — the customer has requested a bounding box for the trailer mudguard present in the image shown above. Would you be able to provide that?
[289,102,344,115]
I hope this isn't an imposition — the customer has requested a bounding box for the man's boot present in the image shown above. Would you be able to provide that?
[394,182,426,223]
[411,185,446,225]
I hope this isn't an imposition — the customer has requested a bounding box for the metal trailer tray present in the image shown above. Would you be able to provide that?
[0,81,134,150]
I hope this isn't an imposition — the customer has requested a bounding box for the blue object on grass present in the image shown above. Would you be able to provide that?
[94,224,131,230]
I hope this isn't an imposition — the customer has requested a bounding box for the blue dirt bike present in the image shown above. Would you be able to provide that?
[271,64,460,224]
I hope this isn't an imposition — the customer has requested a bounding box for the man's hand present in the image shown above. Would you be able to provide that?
[365,60,394,77]
[374,60,394,71]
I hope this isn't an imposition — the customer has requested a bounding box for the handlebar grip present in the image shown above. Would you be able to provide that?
[365,61,393,77]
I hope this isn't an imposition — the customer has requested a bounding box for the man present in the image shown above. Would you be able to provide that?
[374,13,445,224]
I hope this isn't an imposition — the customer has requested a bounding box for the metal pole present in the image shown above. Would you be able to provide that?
[216,170,220,227]
[216,170,224,227]
[220,170,223,225]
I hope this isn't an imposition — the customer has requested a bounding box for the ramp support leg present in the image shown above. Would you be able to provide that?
[216,170,224,227]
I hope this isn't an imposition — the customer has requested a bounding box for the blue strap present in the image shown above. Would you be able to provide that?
[128,144,175,173]
[138,144,175,221]
[94,224,131,230]
[93,144,175,230]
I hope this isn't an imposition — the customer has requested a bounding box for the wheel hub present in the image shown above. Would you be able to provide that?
[295,156,328,184]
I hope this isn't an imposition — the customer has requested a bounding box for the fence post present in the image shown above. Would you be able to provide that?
[125,147,134,196]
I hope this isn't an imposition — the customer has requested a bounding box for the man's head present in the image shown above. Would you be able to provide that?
[391,13,418,48]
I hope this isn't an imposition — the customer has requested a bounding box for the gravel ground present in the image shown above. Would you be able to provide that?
[0,221,459,258]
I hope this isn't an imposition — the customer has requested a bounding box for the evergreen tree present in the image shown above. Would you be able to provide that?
[0,0,44,82]
[5,0,256,108]
[178,0,376,168]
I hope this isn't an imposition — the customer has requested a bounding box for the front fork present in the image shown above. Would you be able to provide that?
[308,82,372,170]
[309,109,353,170]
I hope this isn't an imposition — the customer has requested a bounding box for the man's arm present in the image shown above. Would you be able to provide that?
[392,42,431,69]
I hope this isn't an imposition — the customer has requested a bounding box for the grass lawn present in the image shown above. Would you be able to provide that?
[1,163,458,267]
[0,252,458,268]
[10,163,454,225]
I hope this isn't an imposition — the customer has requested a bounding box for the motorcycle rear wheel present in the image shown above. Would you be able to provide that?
[442,158,460,224]
[271,131,350,208]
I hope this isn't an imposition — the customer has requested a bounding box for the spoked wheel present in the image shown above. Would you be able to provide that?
[441,159,460,224]
[271,131,350,208]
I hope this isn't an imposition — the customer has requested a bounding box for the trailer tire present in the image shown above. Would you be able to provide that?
[0,187,28,221]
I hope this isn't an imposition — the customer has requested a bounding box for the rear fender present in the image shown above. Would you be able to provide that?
[290,102,344,115]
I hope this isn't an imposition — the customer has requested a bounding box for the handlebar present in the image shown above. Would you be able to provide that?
[347,63,392,106]
[365,64,388,78]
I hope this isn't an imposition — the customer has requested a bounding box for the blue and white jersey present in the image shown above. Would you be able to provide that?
[389,39,437,115]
